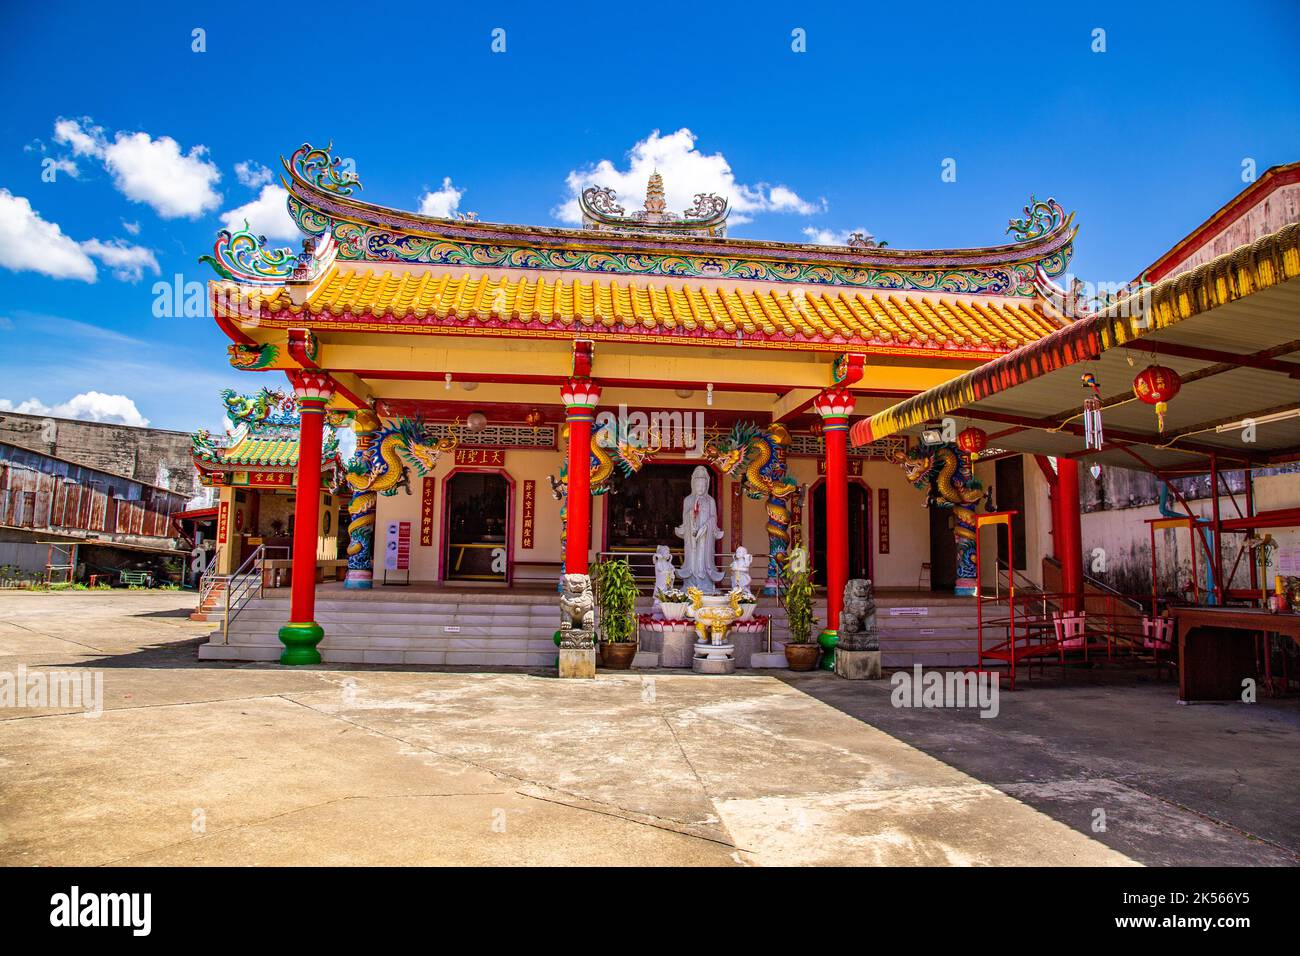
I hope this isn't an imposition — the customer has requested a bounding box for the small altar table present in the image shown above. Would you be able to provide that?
[1170,606,1300,702]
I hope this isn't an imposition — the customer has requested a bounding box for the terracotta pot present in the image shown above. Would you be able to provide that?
[601,641,638,670]
[784,642,820,671]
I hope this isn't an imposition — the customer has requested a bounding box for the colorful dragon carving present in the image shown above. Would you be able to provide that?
[343,416,456,588]
[891,442,987,595]
[221,387,292,432]
[227,342,279,370]
[547,421,658,556]
[704,422,798,593]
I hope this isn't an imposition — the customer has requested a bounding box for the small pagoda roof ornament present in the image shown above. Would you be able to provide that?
[579,170,729,237]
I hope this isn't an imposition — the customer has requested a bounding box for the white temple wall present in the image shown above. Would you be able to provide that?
[370,447,934,587]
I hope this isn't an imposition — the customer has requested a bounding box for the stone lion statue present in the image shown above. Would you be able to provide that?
[837,578,878,651]
[559,573,596,648]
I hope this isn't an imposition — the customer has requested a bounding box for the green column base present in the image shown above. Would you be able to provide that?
[817,629,839,671]
[278,621,325,665]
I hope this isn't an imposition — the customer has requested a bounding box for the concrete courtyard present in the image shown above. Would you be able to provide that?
[1,591,1296,866]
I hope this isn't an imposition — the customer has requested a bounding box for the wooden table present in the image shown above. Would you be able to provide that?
[1170,606,1300,702]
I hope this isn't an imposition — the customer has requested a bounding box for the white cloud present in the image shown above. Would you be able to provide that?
[47,157,79,179]
[235,160,273,189]
[121,219,141,235]
[104,132,222,218]
[0,189,161,284]
[221,184,298,241]
[0,189,98,281]
[418,177,463,218]
[54,117,222,219]
[554,128,825,227]
[80,238,160,282]
[0,391,149,427]
[53,116,106,157]
[802,226,877,246]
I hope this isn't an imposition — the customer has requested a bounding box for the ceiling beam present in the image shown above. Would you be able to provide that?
[770,388,821,422]
[947,406,1261,465]
[1121,339,1300,377]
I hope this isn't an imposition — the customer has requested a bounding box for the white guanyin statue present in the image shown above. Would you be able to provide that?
[675,465,725,593]
[730,546,753,593]
[652,544,677,614]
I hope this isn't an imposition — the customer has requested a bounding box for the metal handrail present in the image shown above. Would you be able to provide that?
[199,545,290,644]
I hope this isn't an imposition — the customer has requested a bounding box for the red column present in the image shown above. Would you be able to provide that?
[278,370,336,665]
[1057,456,1084,612]
[560,378,601,575]
[815,388,856,635]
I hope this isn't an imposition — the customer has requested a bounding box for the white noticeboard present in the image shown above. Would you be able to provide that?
[384,521,411,572]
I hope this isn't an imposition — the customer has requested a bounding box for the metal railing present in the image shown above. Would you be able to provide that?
[196,546,288,644]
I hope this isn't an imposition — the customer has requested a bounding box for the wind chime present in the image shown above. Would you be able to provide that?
[1081,372,1104,480]
[1081,372,1103,449]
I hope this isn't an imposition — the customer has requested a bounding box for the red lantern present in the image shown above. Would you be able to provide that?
[1132,365,1182,432]
[957,427,988,455]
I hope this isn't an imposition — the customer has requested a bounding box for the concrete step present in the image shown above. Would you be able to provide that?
[199,640,560,667]
[200,590,990,668]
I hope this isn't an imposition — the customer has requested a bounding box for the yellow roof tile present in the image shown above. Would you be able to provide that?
[252,269,1060,352]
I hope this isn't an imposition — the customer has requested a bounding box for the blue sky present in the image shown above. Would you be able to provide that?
[1,0,1297,433]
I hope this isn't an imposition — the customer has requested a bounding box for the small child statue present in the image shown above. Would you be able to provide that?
[730,546,753,593]
[652,544,677,616]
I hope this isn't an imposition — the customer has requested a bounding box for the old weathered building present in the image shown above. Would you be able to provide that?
[0,441,192,581]
[0,411,204,502]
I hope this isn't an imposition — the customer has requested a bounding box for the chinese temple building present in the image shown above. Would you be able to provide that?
[197,142,1083,667]
[191,386,344,604]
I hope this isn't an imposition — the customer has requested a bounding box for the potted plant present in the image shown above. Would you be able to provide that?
[781,553,820,670]
[657,586,689,620]
[592,558,639,669]
[733,589,757,621]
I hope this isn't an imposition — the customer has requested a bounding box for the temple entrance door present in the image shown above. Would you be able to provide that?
[928,508,957,591]
[810,481,870,587]
[605,463,718,578]
[444,471,510,583]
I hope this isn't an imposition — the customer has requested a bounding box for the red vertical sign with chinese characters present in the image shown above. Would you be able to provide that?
[878,489,890,555]
[217,500,229,545]
[397,521,411,570]
[521,480,536,550]
[420,477,435,546]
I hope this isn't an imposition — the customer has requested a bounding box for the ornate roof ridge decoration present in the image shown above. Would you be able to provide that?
[288,142,362,197]
[199,221,298,285]
[191,386,341,475]
[200,221,335,288]
[274,142,1078,293]
[1007,196,1069,242]
[578,171,730,238]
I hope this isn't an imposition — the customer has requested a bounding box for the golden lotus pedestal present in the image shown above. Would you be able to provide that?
[688,589,741,675]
